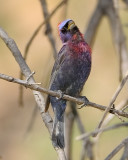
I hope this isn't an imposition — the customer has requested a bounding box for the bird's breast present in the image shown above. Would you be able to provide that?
[68,41,91,56]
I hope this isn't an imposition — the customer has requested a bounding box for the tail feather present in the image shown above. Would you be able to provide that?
[52,114,65,148]
[50,98,66,148]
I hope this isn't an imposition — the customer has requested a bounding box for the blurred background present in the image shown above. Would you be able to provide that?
[0,0,128,160]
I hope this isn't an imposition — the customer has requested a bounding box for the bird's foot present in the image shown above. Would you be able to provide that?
[78,96,89,109]
[56,90,64,100]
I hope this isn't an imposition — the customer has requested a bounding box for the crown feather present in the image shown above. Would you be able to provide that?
[58,19,72,30]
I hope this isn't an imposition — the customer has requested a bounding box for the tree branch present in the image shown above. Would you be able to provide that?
[120,140,128,160]
[105,0,128,79]
[91,99,128,142]
[65,103,75,160]
[24,0,66,59]
[39,0,57,59]
[0,72,128,119]
[72,103,94,160]
[84,0,104,46]
[93,72,128,136]
[0,27,67,160]
[19,0,67,106]
[105,137,128,160]
[76,122,128,140]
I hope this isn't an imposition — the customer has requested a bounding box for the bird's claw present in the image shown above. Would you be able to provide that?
[78,96,89,109]
[56,90,64,100]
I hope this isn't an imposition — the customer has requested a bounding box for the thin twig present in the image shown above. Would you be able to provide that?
[84,0,128,144]
[84,0,103,46]
[93,72,128,136]
[84,0,128,159]
[120,140,128,160]
[40,0,57,59]
[105,0,128,80]
[24,0,66,59]
[122,105,128,112]
[90,99,128,143]
[19,0,67,106]
[0,73,128,119]
[0,27,67,160]
[72,104,94,160]
[105,137,128,160]
[65,103,75,160]
[76,122,128,140]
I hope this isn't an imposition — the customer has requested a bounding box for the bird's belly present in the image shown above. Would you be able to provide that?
[51,58,91,97]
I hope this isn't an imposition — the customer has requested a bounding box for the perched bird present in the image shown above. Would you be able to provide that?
[45,19,91,148]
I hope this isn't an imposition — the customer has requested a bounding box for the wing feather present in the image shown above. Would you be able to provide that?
[45,45,67,112]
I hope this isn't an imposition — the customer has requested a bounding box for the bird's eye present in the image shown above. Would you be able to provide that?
[61,28,66,34]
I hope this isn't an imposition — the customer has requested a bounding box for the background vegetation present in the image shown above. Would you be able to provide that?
[0,0,128,160]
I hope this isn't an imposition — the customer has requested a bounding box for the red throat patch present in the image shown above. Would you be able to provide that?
[69,41,92,55]
[69,33,91,54]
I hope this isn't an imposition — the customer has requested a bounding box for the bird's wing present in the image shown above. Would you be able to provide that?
[45,45,67,112]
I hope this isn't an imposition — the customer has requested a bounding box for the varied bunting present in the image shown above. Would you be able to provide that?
[45,19,91,148]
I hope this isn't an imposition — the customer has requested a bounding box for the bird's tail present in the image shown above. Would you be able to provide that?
[52,113,65,149]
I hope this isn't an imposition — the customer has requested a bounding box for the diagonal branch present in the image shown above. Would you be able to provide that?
[94,72,128,136]
[0,27,67,160]
[84,0,104,46]
[92,99,128,142]
[105,0,128,79]
[120,140,128,160]
[19,0,67,106]
[65,103,75,160]
[39,0,57,59]
[76,122,128,140]
[71,103,94,160]
[105,137,128,160]
[0,72,128,119]
[24,0,66,59]
[84,0,128,142]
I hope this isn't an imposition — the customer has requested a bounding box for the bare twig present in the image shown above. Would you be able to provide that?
[65,102,94,160]
[0,73,128,119]
[85,0,128,81]
[65,103,75,160]
[84,0,128,136]
[89,100,128,144]
[72,104,94,160]
[120,141,128,160]
[84,0,103,46]
[19,0,67,106]
[40,0,57,59]
[84,0,128,158]
[122,105,128,112]
[65,101,94,160]
[105,0,128,80]
[24,0,66,59]
[0,27,67,160]
[0,27,53,130]
[105,137,128,160]
[76,122,128,140]
[94,72,128,136]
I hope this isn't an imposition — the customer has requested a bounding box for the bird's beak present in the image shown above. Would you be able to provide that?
[68,21,75,30]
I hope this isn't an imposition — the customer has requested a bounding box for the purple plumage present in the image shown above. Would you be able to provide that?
[45,19,91,148]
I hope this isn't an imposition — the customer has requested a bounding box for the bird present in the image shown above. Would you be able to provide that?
[45,19,91,148]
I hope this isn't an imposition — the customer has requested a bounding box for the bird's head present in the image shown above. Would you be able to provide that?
[58,19,79,43]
